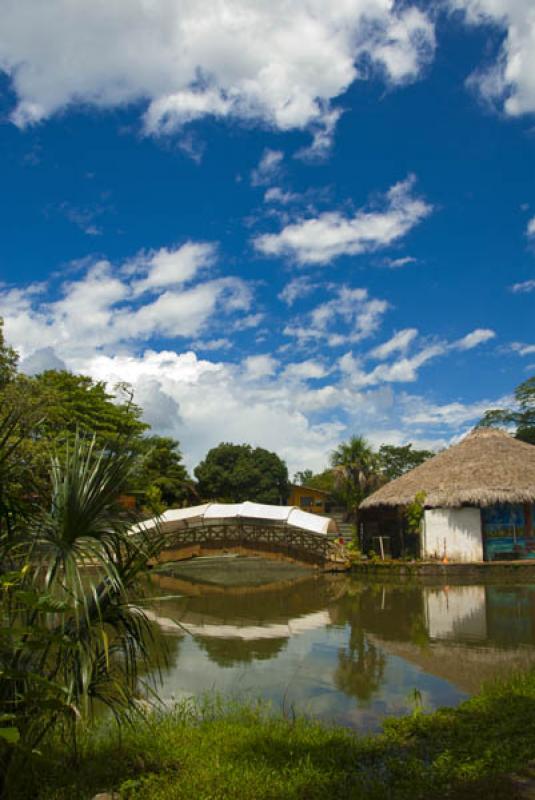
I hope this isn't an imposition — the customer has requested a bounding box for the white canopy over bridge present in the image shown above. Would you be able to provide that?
[135,501,338,537]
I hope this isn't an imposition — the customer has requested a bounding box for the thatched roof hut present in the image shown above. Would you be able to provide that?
[361,427,535,510]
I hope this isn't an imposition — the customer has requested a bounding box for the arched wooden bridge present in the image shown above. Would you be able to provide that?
[134,502,348,568]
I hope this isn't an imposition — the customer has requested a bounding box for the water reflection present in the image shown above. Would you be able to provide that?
[140,558,535,731]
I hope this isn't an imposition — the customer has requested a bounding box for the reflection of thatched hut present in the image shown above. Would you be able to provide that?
[360,428,535,562]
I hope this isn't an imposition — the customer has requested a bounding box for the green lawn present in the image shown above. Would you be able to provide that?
[12,672,535,799]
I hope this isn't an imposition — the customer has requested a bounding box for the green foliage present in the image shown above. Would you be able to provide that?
[377,444,434,481]
[479,375,535,444]
[330,436,383,519]
[0,321,18,389]
[143,484,166,516]
[194,443,289,504]
[405,491,426,534]
[292,469,314,486]
[28,371,148,450]
[133,436,192,507]
[0,407,166,796]
[15,670,535,800]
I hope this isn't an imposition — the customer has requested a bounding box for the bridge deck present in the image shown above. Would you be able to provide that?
[134,502,348,567]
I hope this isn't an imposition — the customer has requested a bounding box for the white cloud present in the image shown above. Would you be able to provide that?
[131,242,216,296]
[0,249,253,361]
[511,279,535,293]
[382,256,417,269]
[0,0,435,147]
[370,328,418,360]
[244,354,278,379]
[254,175,432,265]
[264,187,300,205]
[296,107,343,160]
[284,286,389,347]
[367,345,445,384]
[233,313,265,331]
[192,338,233,352]
[80,349,345,474]
[20,346,67,375]
[454,328,496,350]
[278,277,319,307]
[402,394,510,427]
[511,342,535,357]
[527,216,535,236]
[251,149,284,187]
[451,1,535,116]
[340,344,446,388]
[281,360,328,381]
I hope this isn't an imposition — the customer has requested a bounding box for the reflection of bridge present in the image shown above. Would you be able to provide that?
[135,502,347,568]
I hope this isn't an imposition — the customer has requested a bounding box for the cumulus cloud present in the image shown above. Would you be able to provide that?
[340,344,446,388]
[527,217,535,236]
[402,394,509,427]
[451,0,535,116]
[243,354,279,379]
[254,175,432,265]
[78,349,345,474]
[19,346,67,375]
[284,286,389,347]
[0,246,253,362]
[281,360,329,381]
[454,328,496,350]
[0,0,435,148]
[130,242,216,296]
[278,277,319,307]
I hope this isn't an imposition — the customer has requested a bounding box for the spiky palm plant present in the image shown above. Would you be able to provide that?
[30,433,166,718]
[0,427,167,795]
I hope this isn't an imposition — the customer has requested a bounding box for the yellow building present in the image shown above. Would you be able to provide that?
[288,484,331,515]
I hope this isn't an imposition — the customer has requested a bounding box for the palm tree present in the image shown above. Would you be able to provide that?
[330,435,383,523]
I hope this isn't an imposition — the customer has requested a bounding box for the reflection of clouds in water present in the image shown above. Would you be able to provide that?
[141,566,535,732]
[148,617,463,733]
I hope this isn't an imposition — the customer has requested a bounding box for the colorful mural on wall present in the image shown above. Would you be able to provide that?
[482,504,535,560]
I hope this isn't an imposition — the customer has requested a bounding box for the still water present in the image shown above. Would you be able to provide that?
[140,556,535,732]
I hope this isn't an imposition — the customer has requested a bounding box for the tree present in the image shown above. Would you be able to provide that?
[194,443,289,505]
[133,436,193,507]
[377,444,434,481]
[293,469,314,486]
[330,435,383,521]
[479,376,535,444]
[28,370,148,450]
[0,320,17,389]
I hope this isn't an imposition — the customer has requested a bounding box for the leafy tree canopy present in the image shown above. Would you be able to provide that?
[377,444,434,481]
[0,319,18,389]
[479,376,535,444]
[131,435,193,507]
[293,469,314,486]
[194,442,289,505]
[28,371,148,448]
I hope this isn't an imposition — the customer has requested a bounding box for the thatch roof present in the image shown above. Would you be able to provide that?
[360,427,535,509]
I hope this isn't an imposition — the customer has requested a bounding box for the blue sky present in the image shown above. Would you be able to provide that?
[1,0,534,474]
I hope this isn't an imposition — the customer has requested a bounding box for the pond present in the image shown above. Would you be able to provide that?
[139,556,535,732]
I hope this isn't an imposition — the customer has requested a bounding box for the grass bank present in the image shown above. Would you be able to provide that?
[12,672,535,800]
